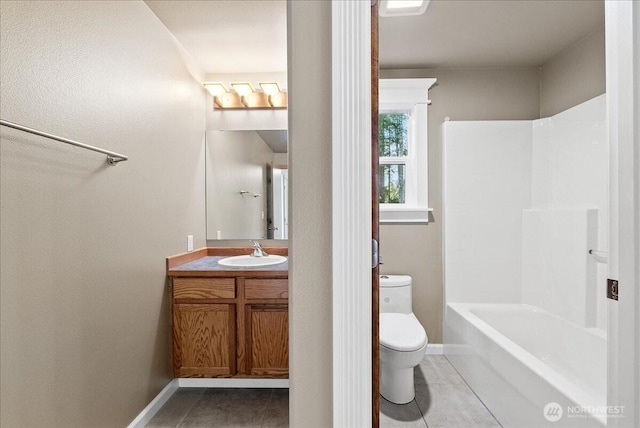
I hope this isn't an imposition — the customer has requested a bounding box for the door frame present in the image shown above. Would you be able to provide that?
[371,1,380,426]
[606,1,640,427]
[331,0,373,426]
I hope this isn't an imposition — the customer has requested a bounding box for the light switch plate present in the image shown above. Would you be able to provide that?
[187,235,194,252]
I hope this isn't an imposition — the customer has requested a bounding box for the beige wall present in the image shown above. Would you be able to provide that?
[288,1,333,426]
[0,1,206,426]
[379,67,541,343]
[540,26,606,117]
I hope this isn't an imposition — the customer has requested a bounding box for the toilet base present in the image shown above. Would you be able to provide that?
[380,365,415,404]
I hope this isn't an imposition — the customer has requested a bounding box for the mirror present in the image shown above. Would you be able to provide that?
[206,130,288,240]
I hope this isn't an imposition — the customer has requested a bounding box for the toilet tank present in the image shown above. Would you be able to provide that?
[380,275,412,314]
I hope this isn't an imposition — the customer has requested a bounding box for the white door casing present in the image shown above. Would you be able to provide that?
[606,1,639,427]
[331,0,373,426]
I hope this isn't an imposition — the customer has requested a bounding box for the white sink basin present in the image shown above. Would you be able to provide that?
[217,254,287,268]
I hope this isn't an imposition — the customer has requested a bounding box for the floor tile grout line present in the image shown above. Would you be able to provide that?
[441,355,503,427]
[258,388,274,427]
[413,398,430,428]
[175,388,207,428]
[415,355,502,428]
[413,355,437,427]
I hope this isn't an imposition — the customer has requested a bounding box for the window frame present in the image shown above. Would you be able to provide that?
[379,78,436,223]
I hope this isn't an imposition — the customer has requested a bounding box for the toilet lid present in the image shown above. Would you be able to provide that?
[380,313,428,352]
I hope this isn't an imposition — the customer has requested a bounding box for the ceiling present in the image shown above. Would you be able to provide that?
[379,0,604,69]
[145,0,603,73]
[257,130,287,153]
[144,0,287,74]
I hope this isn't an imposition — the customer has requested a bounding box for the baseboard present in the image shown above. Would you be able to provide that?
[127,379,179,428]
[178,378,289,388]
[426,343,443,355]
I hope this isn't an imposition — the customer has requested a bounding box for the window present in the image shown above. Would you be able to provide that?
[379,113,409,204]
[379,78,436,223]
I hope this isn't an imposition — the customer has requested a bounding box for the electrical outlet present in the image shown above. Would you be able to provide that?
[187,235,194,252]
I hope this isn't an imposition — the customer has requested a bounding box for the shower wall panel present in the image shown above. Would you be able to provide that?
[443,121,532,304]
[521,208,599,326]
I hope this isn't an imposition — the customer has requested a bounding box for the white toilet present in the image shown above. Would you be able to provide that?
[379,274,428,404]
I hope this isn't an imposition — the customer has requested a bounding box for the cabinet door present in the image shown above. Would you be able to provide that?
[173,303,236,377]
[245,304,288,377]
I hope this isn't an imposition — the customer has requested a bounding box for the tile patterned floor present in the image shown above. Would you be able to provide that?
[146,388,288,428]
[382,355,502,427]
[146,355,500,428]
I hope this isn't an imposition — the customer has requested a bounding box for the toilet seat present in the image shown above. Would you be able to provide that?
[380,313,427,352]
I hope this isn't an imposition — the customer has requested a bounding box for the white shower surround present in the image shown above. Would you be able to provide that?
[443,95,608,427]
[443,95,607,324]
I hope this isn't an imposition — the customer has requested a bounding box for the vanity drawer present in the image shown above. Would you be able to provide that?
[173,278,235,299]
[245,279,288,299]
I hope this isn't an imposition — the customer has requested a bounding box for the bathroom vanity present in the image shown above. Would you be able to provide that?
[167,247,288,378]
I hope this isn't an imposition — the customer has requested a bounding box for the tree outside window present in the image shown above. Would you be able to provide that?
[379,113,408,204]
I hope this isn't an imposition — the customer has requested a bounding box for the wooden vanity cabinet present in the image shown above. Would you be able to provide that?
[170,275,288,379]
[242,279,289,376]
[173,303,236,377]
[172,278,237,377]
[245,304,288,376]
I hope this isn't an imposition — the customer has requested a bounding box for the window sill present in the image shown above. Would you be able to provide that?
[379,207,433,224]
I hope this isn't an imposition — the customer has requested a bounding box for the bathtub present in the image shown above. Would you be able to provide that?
[444,303,607,427]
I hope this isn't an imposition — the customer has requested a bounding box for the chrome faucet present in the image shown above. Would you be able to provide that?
[250,240,268,257]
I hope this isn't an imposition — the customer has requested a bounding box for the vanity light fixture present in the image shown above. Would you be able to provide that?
[259,82,288,108]
[231,83,273,108]
[219,91,244,108]
[203,82,229,108]
[259,82,281,95]
[242,91,270,108]
[205,81,288,110]
[268,90,287,108]
[204,82,240,108]
[380,0,430,17]
[231,82,255,96]
[203,82,227,96]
